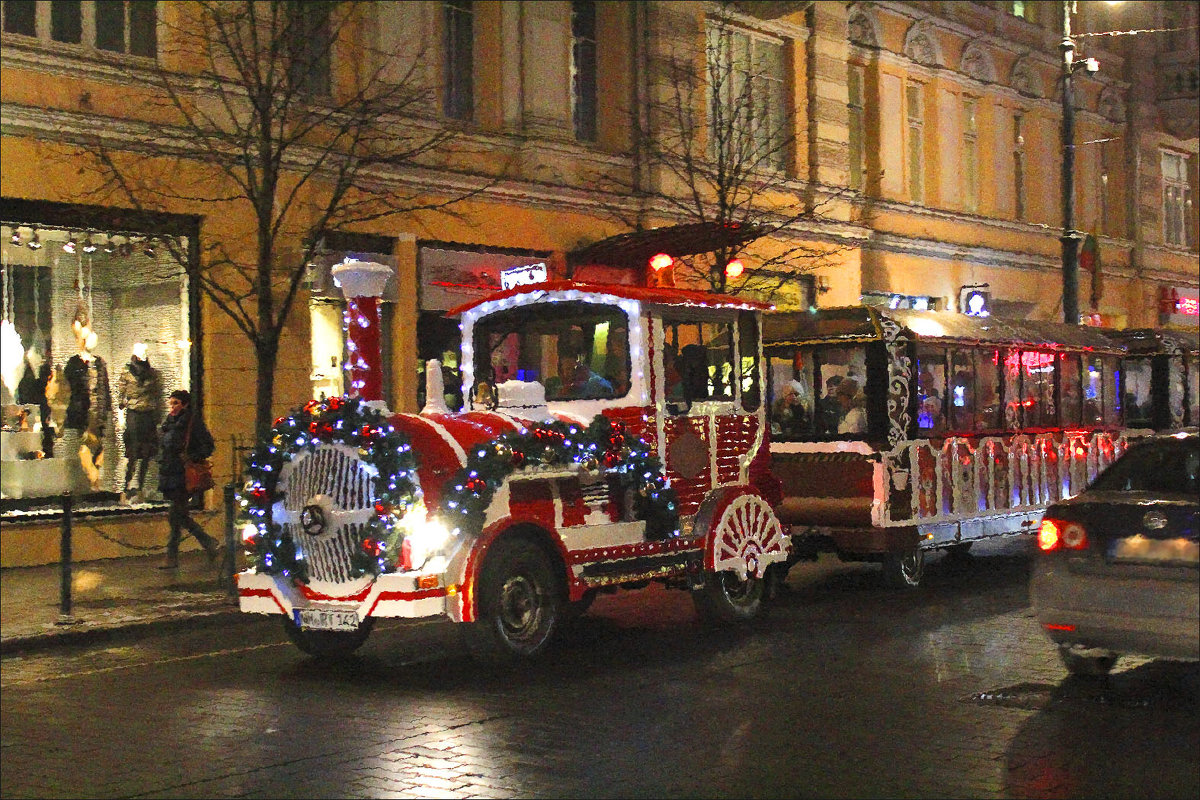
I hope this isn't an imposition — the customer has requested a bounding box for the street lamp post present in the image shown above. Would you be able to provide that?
[1060,0,1081,325]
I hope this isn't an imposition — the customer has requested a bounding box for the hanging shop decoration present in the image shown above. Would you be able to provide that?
[238,401,681,581]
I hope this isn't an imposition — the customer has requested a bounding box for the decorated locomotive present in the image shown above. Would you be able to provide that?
[237,277,788,659]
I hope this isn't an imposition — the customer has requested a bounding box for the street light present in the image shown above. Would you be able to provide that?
[1060,1,1118,325]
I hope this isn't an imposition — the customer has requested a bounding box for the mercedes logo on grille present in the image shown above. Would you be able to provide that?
[300,504,327,536]
[1142,510,1168,531]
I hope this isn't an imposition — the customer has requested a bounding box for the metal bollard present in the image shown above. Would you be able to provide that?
[222,482,237,596]
[56,492,79,625]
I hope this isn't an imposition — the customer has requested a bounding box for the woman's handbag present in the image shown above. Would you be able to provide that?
[182,411,215,492]
[184,457,215,492]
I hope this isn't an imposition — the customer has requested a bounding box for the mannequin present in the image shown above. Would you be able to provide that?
[117,342,162,501]
[16,340,53,456]
[64,318,111,491]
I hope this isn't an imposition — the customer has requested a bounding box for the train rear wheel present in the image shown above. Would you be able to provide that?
[692,570,765,625]
[881,547,925,589]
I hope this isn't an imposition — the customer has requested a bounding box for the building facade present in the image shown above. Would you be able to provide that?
[1,1,1196,565]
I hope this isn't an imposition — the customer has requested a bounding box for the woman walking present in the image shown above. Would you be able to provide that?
[157,389,220,569]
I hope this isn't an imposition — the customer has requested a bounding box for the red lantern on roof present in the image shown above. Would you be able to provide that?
[649,253,673,272]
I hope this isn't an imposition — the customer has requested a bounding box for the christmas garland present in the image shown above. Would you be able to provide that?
[440,415,680,541]
[240,403,681,582]
[237,396,419,582]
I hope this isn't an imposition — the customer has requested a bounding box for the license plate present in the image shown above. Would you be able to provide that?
[1109,535,1200,565]
[295,607,360,631]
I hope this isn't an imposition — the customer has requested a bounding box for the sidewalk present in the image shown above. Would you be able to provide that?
[1,550,243,655]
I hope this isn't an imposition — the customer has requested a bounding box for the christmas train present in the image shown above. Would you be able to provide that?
[237,279,789,659]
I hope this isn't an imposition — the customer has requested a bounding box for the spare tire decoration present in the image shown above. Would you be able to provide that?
[237,396,419,582]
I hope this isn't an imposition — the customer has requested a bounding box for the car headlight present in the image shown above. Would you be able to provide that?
[400,517,454,571]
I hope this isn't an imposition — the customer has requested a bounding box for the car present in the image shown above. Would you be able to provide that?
[1031,432,1199,677]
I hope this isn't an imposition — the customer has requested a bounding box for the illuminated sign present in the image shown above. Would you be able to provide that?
[1160,286,1199,320]
[959,285,990,317]
[501,262,548,290]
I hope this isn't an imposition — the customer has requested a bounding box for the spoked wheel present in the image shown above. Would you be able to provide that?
[692,570,765,625]
[462,537,561,661]
[283,616,374,659]
[1058,645,1118,677]
[881,547,925,589]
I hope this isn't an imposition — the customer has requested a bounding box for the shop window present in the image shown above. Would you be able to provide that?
[2,223,190,506]
[5,1,157,57]
[1167,355,1186,427]
[307,233,397,409]
[737,311,760,412]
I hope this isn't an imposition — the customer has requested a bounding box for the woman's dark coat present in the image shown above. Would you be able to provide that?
[158,407,215,494]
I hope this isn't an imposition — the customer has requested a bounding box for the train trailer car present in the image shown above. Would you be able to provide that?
[762,306,1129,588]
[237,281,789,659]
[1110,327,1199,435]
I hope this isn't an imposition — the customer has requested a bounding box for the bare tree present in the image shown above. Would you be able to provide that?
[70,1,503,439]
[601,1,852,297]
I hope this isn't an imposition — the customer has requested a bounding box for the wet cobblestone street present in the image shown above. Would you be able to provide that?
[2,540,1197,799]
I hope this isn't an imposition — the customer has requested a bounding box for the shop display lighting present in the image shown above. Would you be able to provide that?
[9,229,21,246]
[82,236,98,253]
[62,237,77,254]
[103,237,116,254]
[26,231,42,250]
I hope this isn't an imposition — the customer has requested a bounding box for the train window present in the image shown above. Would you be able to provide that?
[1059,353,1082,427]
[1125,356,1153,427]
[768,348,815,440]
[1019,350,1055,428]
[976,348,1003,431]
[1103,356,1121,427]
[1083,355,1104,426]
[916,346,947,434]
[1168,355,1186,426]
[948,349,974,432]
[665,318,735,401]
[738,312,761,412]
[816,345,868,437]
[1002,348,1021,429]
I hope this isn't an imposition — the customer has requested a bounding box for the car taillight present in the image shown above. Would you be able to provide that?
[1037,518,1089,551]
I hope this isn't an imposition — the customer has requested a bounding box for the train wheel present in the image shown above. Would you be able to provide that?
[283,616,374,659]
[881,547,925,589]
[692,570,765,625]
[462,537,561,661]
